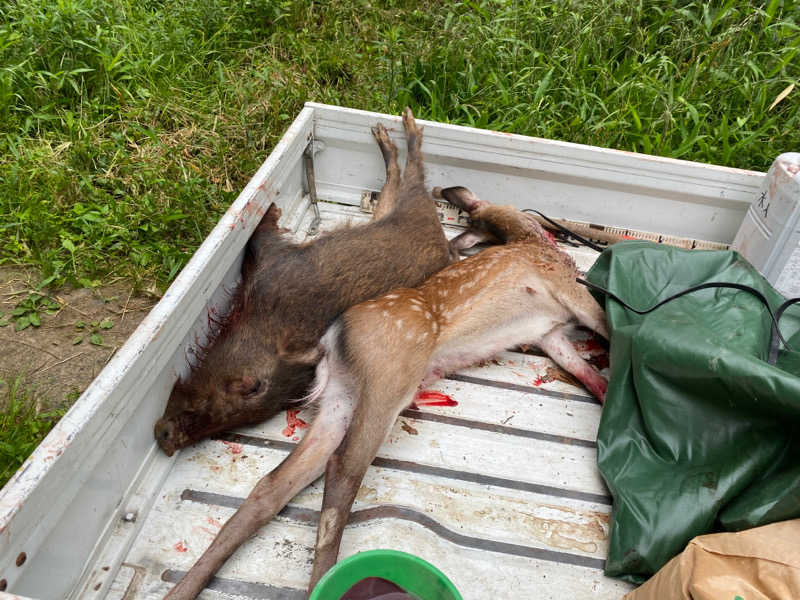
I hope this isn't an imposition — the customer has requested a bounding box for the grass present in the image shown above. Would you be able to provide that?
[0,377,65,489]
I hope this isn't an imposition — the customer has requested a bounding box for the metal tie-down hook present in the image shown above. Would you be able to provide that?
[303,139,325,236]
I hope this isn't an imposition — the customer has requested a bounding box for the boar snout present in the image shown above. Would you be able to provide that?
[154,417,184,457]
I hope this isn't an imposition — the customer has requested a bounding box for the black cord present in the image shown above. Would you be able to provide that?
[521,209,605,252]
[577,278,798,364]
[770,298,800,364]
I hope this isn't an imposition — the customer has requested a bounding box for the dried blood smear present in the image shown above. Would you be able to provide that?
[573,336,610,370]
[575,337,605,353]
[411,390,458,408]
[222,441,243,454]
[282,409,309,437]
[588,353,610,370]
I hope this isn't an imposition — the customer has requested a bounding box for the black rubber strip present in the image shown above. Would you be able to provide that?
[771,298,800,364]
[446,373,600,405]
[179,491,607,571]
[162,569,305,599]
[217,432,611,505]
[400,408,597,448]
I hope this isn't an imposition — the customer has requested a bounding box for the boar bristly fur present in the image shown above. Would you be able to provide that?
[154,110,451,456]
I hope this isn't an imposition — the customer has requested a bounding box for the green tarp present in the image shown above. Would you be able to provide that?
[584,242,800,584]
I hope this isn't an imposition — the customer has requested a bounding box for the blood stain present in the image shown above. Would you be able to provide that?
[222,441,243,454]
[207,516,223,528]
[574,337,605,353]
[412,390,458,408]
[282,409,309,438]
[174,541,188,552]
[588,353,610,370]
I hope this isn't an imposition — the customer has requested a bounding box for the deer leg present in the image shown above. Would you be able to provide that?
[437,186,550,243]
[164,346,357,600]
[538,326,607,402]
[371,124,401,220]
[307,384,418,593]
[567,288,610,340]
[306,304,434,592]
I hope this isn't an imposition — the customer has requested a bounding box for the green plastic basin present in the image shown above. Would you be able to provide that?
[309,549,462,600]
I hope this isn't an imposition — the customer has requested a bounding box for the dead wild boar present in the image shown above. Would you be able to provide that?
[154,108,451,457]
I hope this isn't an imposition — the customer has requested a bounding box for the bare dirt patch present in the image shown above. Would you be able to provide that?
[0,267,157,410]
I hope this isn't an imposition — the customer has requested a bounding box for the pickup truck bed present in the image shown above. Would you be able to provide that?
[0,104,764,600]
[104,202,628,599]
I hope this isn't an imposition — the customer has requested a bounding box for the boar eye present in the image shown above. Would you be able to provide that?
[243,379,262,397]
[226,376,263,396]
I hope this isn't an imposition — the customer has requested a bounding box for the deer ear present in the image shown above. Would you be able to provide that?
[227,376,261,396]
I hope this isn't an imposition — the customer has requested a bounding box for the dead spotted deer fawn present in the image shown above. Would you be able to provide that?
[164,109,453,599]
[303,186,608,591]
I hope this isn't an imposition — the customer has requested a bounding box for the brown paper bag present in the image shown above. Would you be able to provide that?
[624,520,800,600]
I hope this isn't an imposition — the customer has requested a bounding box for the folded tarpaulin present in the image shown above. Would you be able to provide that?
[584,241,800,584]
[624,519,800,599]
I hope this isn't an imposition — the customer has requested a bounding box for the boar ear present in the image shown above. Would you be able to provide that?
[227,376,261,396]
[256,203,282,232]
[277,333,323,365]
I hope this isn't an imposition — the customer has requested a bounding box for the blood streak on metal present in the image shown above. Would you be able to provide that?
[282,409,309,438]
[411,390,458,409]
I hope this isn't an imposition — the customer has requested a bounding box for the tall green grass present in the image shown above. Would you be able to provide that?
[1,0,798,288]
